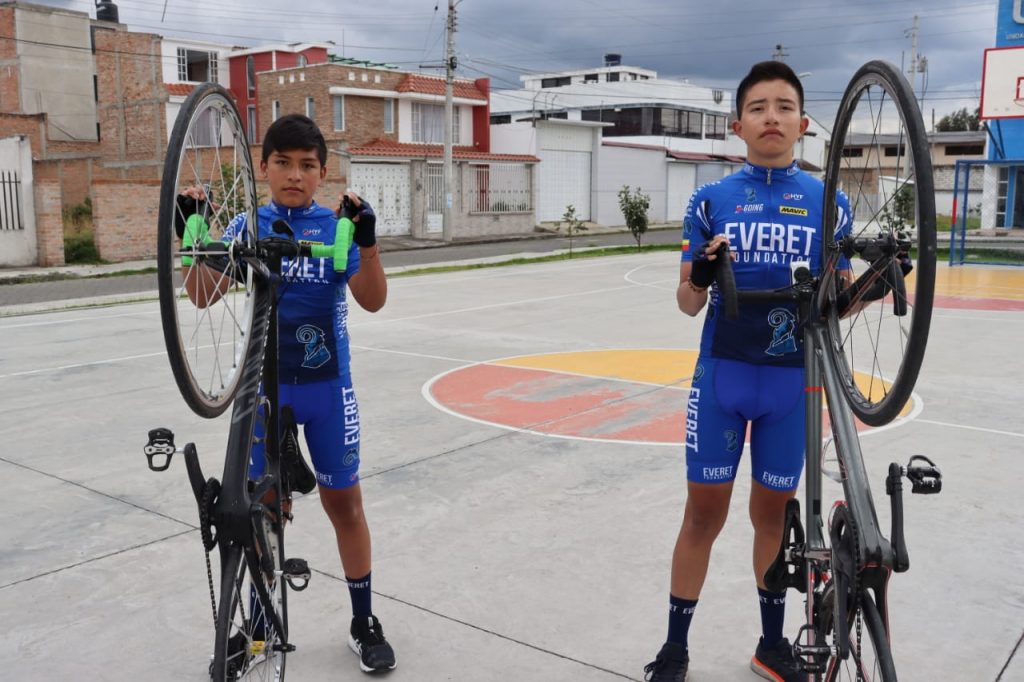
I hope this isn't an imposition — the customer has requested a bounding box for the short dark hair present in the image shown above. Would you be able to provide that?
[735,61,804,116]
[261,114,327,166]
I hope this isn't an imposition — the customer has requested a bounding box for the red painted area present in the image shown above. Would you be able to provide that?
[934,294,1024,311]
[433,362,879,444]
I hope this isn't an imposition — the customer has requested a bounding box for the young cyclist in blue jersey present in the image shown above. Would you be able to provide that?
[178,114,396,674]
[643,62,855,682]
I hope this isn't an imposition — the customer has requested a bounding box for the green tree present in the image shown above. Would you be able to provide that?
[882,183,915,232]
[618,185,650,251]
[936,106,981,132]
[561,204,587,258]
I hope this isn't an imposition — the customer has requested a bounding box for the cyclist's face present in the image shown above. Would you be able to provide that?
[732,79,809,168]
[261,148,327,208]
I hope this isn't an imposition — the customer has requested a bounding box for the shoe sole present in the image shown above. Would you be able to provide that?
[348,635,397,674]
[750,655,791,682]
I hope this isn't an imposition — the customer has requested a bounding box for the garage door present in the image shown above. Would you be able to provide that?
[666,163,697,223]
[538,150,591,222]
[349,163,411,236]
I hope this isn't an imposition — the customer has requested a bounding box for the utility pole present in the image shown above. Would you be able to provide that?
[905,15,920,98]
[772,44,789,61]
[442,0,456,242]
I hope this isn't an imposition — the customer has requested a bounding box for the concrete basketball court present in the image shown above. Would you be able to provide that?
[1,252,1022,681]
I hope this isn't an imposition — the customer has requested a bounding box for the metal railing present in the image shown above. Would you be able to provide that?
[0,170,24,231]
[466,163,532,213]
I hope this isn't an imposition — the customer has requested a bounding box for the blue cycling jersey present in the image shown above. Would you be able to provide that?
[223,200,361,383]
[681,161,852,367]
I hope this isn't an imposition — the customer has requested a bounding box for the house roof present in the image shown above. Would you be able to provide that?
[347,139,537,162]
[396,74,487,102]
[165,83,196,97]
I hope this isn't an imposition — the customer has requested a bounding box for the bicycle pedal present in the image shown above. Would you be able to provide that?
[144,428,176,472]
[282,557,311,591]
[793,624,829,673]
[907,455,942,495]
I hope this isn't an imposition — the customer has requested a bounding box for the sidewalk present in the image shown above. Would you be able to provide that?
[0,222,662,285]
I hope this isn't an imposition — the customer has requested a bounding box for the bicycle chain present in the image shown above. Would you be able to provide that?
[850,506,864,682]
[198,478,221,627]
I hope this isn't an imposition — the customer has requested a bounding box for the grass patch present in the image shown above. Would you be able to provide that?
[936,214,981,231]
[938,247,1024,266]
[390,243,678,277]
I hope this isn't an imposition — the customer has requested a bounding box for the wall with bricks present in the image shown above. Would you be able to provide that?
[33,178,64,266]
[92,180,161,261]
[93,25,167,179]
[0,7,20,113]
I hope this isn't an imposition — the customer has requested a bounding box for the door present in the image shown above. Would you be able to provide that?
[349,162,412,236]
[537,124,593,222]
[667,163,697,223]
[0,136,37,267]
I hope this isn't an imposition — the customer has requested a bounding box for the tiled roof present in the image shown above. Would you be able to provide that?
[347,139,537,162]
[165,83,196,97]
[396,74,487,101]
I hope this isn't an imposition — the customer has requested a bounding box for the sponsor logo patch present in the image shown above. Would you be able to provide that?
[735,203,765,214]
[783,192,804,201]
[780,205,809,216]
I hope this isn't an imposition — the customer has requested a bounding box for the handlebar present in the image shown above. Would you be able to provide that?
[710,242,808,320]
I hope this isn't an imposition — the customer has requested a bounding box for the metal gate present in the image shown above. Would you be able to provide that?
[349,162,411,236]
[425,164,443,234]
[0,136,37,267]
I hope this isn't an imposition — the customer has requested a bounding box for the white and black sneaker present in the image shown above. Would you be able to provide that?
[349,615,397,674]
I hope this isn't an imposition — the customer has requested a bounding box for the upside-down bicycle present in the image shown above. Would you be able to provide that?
[713,61,943,681]
[142,82,354,681]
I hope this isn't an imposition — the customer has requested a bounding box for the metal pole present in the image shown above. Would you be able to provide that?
[442,0,455,242]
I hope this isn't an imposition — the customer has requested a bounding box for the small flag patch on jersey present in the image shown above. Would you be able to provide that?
[682,239,690,252]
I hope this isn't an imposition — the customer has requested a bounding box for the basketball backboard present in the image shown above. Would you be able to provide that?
[981,45,1024,119]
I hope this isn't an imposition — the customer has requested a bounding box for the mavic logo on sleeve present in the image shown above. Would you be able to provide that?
[780,206,809,217]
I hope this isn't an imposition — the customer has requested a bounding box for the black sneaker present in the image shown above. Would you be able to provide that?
[751,636,805,682]
[349,615,397,674]
[643,642,688,681]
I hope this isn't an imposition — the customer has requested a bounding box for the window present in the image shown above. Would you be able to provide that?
[541,76,571,88]
[490,114,512,125]
[333,95,344,131]
[683,110,703,138]
[584,73,598,83]
[884,145,906,157]
[705,113,727,140]
[306,97,315,120]
[176,48,219,83]
[383,98,394,133]
[272,100,280,122]
[246,56,256,97]
[297,54,307,67]
[607,72,620,82]
[412,102,459,144]
[247,105,257,143]
[945,143,984,156]
[659,109,680,135]
[842,147,864,158]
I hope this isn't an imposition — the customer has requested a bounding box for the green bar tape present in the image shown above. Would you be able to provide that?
[309,217,356,271]
[181,214,213,267]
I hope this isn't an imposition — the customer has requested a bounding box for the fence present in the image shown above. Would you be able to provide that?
[950,159,1024,266]
[0,170,24,231]
[466,163,533,214]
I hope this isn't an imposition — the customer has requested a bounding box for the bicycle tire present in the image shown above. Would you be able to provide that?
[158,82,260,418]
[824,590,897,682]
[211,538,289,681]
[821,60,936,426]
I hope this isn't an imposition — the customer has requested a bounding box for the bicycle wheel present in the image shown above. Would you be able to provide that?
[212,535,288,681]
[824,590,897,682]
[821,61,936,426]
[158,82,261,418]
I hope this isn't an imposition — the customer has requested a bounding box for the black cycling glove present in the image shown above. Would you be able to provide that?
[341,195,377,248]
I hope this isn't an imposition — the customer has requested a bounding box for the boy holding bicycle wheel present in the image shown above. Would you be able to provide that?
[643,62,853,682]
[179,113,396,674]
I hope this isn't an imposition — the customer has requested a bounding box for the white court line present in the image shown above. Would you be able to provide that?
[356,282,639,326]
[914,419,1024,439]
[0,306,159,330]
[0,349,168,379]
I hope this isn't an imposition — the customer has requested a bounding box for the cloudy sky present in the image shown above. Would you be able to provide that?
[50,0,996,127]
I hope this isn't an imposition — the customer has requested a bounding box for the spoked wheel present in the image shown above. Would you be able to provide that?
[824,590,897,682]
[212,532,288,681]
[158,82,261,418]
[821,60,936,426]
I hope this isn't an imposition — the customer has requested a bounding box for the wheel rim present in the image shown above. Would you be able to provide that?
[823,62,936,426]
[219,545,287,682]
[160,84,258,417]
[825,592,894,682]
